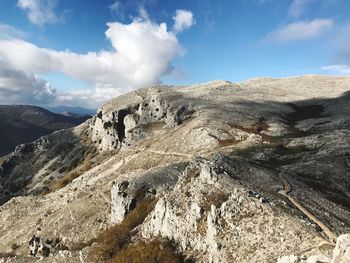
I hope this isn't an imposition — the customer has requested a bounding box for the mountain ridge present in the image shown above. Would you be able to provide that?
[0,105,89,157]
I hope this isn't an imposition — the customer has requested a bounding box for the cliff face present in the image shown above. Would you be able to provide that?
[0,76,349,262]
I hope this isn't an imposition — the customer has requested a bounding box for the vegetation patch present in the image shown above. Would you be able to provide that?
[204,191,230,210]
[70,238,97,251]
[49,153,94,191]
[0,251,16,258]
[90,197,157,262]
[111,238,189,263]
[11,243,19,251]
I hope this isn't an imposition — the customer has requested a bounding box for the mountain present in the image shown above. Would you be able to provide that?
[46,106,96,116]
[0,105,90,157]
[60,111,89,119]
[0,76,349,262]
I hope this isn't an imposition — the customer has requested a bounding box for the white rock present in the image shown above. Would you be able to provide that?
[277,255,299,263]
[333,234,350,263]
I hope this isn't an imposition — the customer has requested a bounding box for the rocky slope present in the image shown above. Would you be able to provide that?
[0,75,349,262]
[0,105,90,156]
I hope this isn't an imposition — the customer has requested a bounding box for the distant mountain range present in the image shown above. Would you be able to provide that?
[0,105,90,157]
[46,106,96,116]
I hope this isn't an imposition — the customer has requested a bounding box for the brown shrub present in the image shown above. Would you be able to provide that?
[50,171,79,191]
[203,191,229,211]
[90,197,157,262]
[10,243,19,251]
[0,251,16,258]
[70,238,97,251]
[50,156,93,191]
[111,238,187,263]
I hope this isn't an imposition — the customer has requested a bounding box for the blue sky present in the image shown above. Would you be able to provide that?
[0,0,349,108]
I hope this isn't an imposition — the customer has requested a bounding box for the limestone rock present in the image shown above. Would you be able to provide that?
[277,255,299,263]
[111,181,134,224]
[333,234,350,263]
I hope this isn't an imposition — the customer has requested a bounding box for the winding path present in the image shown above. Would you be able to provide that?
[278,174,337,244]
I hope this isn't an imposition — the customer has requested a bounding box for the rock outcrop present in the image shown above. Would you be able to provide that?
[141,156,323,263]
[89,87,199,151]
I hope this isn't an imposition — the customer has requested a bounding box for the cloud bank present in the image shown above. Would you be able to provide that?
[263,19,333,43]
[0,10,194,107]
[0,62,56,104]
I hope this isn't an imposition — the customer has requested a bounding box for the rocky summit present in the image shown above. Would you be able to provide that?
[0,75,349,263]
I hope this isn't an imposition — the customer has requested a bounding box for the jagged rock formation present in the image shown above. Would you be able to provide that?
[89,86,198,151]
[0,76,349,262]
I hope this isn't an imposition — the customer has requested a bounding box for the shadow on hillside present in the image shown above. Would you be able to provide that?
[191,89,350,208]
[0,126,94,206]
[0,104,92,157]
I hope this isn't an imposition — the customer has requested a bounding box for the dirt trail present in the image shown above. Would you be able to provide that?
[278,174,337,244]
[146,149,193,158]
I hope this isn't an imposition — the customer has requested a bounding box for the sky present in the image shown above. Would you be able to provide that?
[0,0,350,109]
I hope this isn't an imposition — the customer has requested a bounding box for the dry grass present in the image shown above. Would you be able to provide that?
[0,251,16,258]
[195,192,229,236]
[50,154,93,191]
[203,191,229,211]
[70,238,97,251]
[112,238,187,263]
[10,243,19,251]
[90,197,157,262]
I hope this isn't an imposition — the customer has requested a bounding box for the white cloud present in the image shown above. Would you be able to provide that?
[0,24,27,39]
[0,10,194,107]
[263,19,333,43]
[138,5,150,20]
[0,62,56,105]
[321,64,350,75]
[288,0,340,18]
[0,18,189,87]
[173,10,195,33]
[288,0,314,18]
[17,0,59,26]
[57,84,128,109]
[109,1,120,13]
